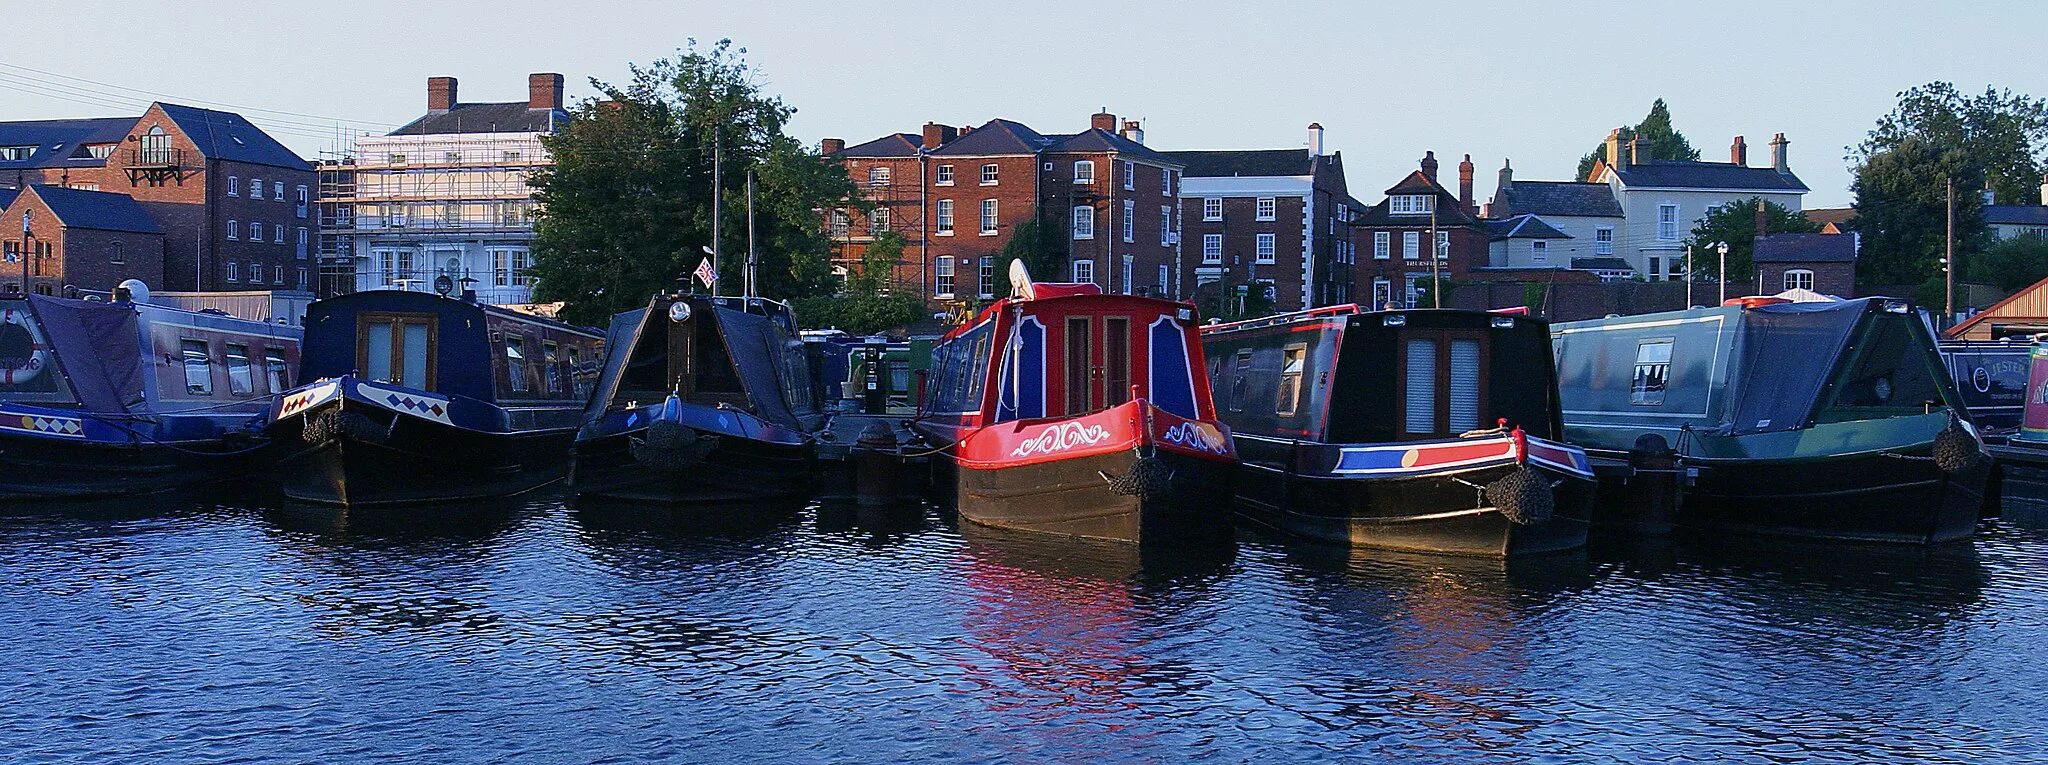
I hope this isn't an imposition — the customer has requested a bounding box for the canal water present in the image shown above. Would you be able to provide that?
[1,490,2042,763]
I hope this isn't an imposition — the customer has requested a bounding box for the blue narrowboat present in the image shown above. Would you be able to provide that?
[573,294,823,504]
[0,282,301,499]
[1938,339,2032,432]
[265,290,603,506]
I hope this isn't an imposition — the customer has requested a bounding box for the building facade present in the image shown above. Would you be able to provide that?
[1165,124,1355,314]
[1350,152,1488,309]
[0,103,315,294]
[1585,132,1808,282]
[0,185,165,295]
[1483,160,1627,276]
[1753,232,1856,297]
[824,111,1184,309]
[319,74,565,305]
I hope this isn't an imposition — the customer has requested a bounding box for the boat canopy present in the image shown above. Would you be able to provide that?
[0,295,146,414]
[584,297,814,431]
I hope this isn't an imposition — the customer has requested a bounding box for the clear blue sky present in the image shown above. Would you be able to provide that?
[8,0,2047,208]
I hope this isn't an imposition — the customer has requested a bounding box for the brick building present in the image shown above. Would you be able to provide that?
[0,103,315,293]
[1753,232,1856,297]
[1163,123,1355,314]
[0,185,165,295]
[823,111,1184,309]
[1350,152,1488,309]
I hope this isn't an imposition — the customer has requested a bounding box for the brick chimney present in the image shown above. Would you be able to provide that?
[1770,133,1790,174]
[1605,128,1626,170]
[1630,135,1653,165]
[1307,123,1324,157]
[1458,153,1475,213]
[1730,136,1748,166]
[1754,199,1768,237]
[1121,120,1144,145]
[1498,158,1514,194]
[922,122,956,150]
[528,73,564,110]
[820,138,845,155]
[1091,110,1116,132]
[1420,151,1438,181]
[428,77,457,112]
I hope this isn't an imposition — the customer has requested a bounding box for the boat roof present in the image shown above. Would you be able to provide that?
[940,288,1195,343]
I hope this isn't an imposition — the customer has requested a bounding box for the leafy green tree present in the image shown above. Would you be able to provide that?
[791,232,923,334]
[1001,207,1068,291]
[528,39,860,326]
[1967,234,2048,292]
[1680,198,1820,282]
[1576,99,1701,180]
[1850,82,2048,287]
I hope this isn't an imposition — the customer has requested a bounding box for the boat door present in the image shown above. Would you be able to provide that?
[1059,313,1135,415]
[356,312,437,391]
[1395,328,1488,439]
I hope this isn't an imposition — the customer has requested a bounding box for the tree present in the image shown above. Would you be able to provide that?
[1967,234,2048,292]
[1680,198,1820,283]
[790,232,923,335]
[527,39,861,326]
[1850,82,2048,288]
[1576,99,1701,180]
[1000,207,1069,292]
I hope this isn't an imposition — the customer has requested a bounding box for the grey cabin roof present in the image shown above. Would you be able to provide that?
[1984,205,2048,227]
[930,119,1052,156]
[1570,257,1635,271]
[835,133,922,158]
[1485,214,1571,240]
[1494,180,1622,218]
[1754,232,1856,263]
[1044,128,1182,167]
[0,117,136,172]
[155,103,312,171]
[1607,160,1808,192]
[27,185,161,234]
[1163,148,1316,178]
[390,101,568,138]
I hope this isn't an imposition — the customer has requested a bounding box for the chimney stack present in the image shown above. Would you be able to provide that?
[428,77,457,112]
[528,73,564,110]
[1605,128,1626,171]
[1770,133,1790,174]
[1498,158,1514,194]
[921,122,956,150]
[1984,187,1997,206]
[1420,150,1439,181]
[1307,123,1325,157]
[1458,154,1475,214]
[1630,135,1653,166]
[820,138,846,155]
[1091,109,1116,132]
[1121,120,1144,145]
[1730,136,1748,166]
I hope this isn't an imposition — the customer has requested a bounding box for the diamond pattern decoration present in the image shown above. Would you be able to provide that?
[3,413,85,439]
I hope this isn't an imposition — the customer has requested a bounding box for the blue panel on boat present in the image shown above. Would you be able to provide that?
[997,317,1045,422]
[1149,316,1197,418]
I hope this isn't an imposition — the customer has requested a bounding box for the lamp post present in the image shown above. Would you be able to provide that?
[1684,244,1693,308]
[1716,241,1729,305]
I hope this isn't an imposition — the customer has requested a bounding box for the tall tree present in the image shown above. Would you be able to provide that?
[527,39,860,326]
[1576,99,1701,180]
[1000,206,1069,291]
[1849,82,2048,289]
[1680,198,1822,283]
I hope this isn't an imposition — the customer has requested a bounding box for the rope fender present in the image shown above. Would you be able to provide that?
[631,419,720,470]
[1485,465,1555,526]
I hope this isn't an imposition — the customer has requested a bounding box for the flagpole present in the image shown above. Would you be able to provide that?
[711,129,722,298]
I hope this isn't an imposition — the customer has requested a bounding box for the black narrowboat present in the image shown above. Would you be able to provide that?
[573,295,823,504]
[0,284,301,499]
[912,264,1237,544]
[1552,296,1988,544]
[1938,339,2031,432]
[265,291,603,506]
[1201,305,1594,557]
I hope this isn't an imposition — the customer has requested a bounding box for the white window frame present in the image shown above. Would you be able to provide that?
[1532,240,1548,263]
[978,256,996,298]
[249,221,263,242]
[1256,233,1276,263]
[980,163,998,185]
[227,176,239,197]
[1072,259,1095,285]
[1784,268,1815,292]
[1372,278,1392,309]
[1202,234,1222,264]
[1657,203,1679,241]
[1122,160,1135,191]
[1403,231,1420,260]
[980,199,998,235]
[935,255,955,298]
[935,164,954,185]
[936,199,954,235]
[1073,160,1094,185]
[1203,197,1222,221]
[1073,205,1094,240]
[1121,200,1134,243]
[226,261,239,282]
[1595,226,1614,255]
[1390,195,1434,215]
[249,178,262,198]
[226,220,239,240]
[1435,231,1450,260]
[870,207,889,233]
[1121,256,1134,295]
[868,166,890,187]
[1256,197,1276,221]
[1157,264,1170,295]
[273,181,284,201]
[1162,170,1173,197]
[1374,231,1390,260]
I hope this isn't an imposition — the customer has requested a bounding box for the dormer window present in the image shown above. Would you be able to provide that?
[1389,195,1435,215]
[85,144,115,159]
[0,146,35,161]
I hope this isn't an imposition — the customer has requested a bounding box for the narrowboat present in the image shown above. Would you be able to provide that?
[1201,306,1595,557]
[1986,337,2048,520]
[804,331,924,505]
[573,294,823,504]
[1552,296,1989,544]
[1938,339,2031,432]
[0,282,300,499]
[265,291,603,506]
[912,262,1237,544]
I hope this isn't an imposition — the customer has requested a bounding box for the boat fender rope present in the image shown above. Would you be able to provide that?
[1485,465,1555,526]
[301,409,389,446]
[631,419,718,470]
[1102,455,1174,500]
[1932,416,1985,474]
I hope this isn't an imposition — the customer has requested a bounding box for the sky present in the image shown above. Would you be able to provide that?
[6,0,2047,209]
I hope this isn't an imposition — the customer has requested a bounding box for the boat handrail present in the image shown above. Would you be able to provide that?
[1201,303,1361,334]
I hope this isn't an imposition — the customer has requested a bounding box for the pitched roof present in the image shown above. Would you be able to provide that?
[1606,160,1808,192]
[0,188,19,209]
[1485,214,1571,240]
[0,117,137,171]
[25,185,160,234]
[1948,274,2048,338]
[390,101,568,137]
[1754,232,1856,263]
[1494,181,1622,218]
[1805,206,1856,229]
[155,103,311,171]
[930,119,1052,156]
[1984,205,2048,227]
[1352,171,1481,227]
[1044,128,1183,166]
[835,133,922,158]
[1570,257,1635,271]
[1162,148,1313,178]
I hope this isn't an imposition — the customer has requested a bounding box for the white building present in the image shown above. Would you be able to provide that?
[1484,160,1627,274]
[1586,132,1808,281]
[319,74,566,305]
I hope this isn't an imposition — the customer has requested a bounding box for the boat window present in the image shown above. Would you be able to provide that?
[264,348,289,393]
[1450,339,1481,432]
[1403,338,1438,435]
[1816,316,1946,421]
[1104,317,1130,406]
[965,325,992,411]
[0,303,74,403]
[694,319,745,394]
[506,335,530,393]
[1276,344,1306,417]
[182,339,213,395]
[1631,340,1673,405]
[1230,349,1251,412]
[225,344,254,396]
[543,341,561,395]
[1066,317,1093,415]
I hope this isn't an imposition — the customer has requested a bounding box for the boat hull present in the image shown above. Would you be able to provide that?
[0,430,259,500]
[938,448,1232,544]
[1234,460,1593,557]
[572,427,816,505]
[273,419,575,506]
[1680,448,1986,544]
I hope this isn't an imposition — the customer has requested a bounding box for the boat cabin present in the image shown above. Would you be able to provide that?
[300,291,601,405]
[587,295,820,431]
[1199,306,1567,443]
[0,293,300,416]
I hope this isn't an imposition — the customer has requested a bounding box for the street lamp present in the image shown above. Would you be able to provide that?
[1716,241,1730,305]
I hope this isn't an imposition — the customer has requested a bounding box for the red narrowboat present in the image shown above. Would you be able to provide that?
[913,263,1237,543]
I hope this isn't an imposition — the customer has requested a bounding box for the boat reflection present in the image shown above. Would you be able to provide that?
[813,498,935,547]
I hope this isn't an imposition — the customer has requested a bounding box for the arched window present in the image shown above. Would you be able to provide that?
[139,125,172,164]
[1783,268,1815,292]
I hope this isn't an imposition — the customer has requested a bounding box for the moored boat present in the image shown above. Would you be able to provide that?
[912,262,1237,544]
[1985,337,2048,521]
[264,290,602,506]
[1201,305,1593,557]
[1552,296,1988,544]
[572,294,823,504]
[0,282,300,499]
[1938,338,2031,432]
